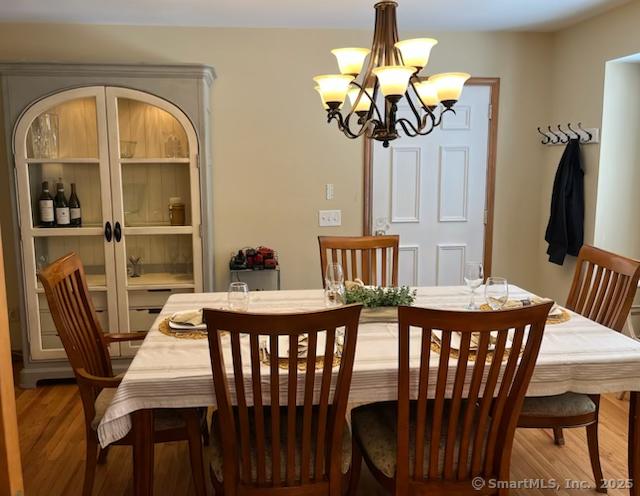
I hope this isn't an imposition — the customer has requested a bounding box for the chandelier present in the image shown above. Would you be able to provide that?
[313,1,470,148]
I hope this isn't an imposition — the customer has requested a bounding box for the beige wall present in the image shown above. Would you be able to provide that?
[0,24,552,348]
[537,0,640,304]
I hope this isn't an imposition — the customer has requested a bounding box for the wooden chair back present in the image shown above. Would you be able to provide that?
[37,252,114,429]
[318,235,399,287]
[566,245,640,331]
[37,252,112,380]
[203,304,362,495]
[395,302,552,494]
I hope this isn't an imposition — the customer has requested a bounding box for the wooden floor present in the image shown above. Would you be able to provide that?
[15,371,633,495]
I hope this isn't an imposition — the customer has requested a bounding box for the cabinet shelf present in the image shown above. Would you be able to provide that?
[30,226,104,237]
[124,225,193,235]
[26,158,100,164]
[36,273,107,293]
[126,272,195,290]
[120,158,190,164]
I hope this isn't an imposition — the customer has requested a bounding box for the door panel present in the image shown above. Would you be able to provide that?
[372,85,491,286]
[13,87,119,360]
[105,87,202,357]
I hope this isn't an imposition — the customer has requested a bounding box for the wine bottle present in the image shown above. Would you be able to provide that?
[54,181,70,227]
[69,183,82,227]
[38,181,55,227]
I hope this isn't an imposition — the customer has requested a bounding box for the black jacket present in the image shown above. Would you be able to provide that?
[545,139,584,265]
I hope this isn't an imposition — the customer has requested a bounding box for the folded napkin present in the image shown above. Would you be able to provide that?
[265,333,332,358]
[169,309,206,331]
[432,330,519,352]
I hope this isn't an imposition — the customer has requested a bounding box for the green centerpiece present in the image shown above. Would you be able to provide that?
[345,285,417,323]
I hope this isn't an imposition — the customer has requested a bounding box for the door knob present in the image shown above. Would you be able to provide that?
[104,221,112,242]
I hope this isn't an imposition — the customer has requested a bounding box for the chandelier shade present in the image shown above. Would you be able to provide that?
[313,1,470,147]
[331,48,371,75]
[394,38,438,68]
[348,87,374,113]
[312,74,354,106]
[372,65,415,98]
[430,72,471,106]
[414,79,440,108]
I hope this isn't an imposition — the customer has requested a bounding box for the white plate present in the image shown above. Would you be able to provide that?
[168,321,207,331]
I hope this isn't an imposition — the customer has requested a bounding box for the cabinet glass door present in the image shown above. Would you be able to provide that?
[14,87,119,360]
[105,88,202,356]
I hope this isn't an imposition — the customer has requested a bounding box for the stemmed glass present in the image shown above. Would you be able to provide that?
[325,262,345,307]
[464,262,484,310]
[228,282,249,311]
[485,277,509,310]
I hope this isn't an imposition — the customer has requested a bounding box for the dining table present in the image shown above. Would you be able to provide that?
[97,285,640,496]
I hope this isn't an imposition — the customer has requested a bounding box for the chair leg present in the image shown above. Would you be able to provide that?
[553,427,565,446]
[184,409,207,496]
[346,436,363,496]
[211,465,224,496]
[200,408,210,447]
[83,431,99,496]
[97,445,110,465]
[586,423,607,493]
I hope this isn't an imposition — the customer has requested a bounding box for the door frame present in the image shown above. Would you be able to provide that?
[362,77,500,277]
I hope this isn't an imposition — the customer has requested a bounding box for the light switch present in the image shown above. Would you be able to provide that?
[325,183,334,200]
[319,209,342,227]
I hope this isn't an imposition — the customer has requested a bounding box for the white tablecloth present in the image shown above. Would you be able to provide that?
[98,285,640,447]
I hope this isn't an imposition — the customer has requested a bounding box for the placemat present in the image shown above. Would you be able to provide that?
[158,318,208,340]
[479,301,571,324]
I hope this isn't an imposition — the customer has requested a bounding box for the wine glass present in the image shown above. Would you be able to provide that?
[463,261,484,310]
[325,262,345,307]
[485,277,509,310]
[228,282,249,311]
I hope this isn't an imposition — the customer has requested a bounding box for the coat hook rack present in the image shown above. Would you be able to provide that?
[537,122,599,145]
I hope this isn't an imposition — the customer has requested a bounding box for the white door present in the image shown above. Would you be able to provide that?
[372,85,491,286]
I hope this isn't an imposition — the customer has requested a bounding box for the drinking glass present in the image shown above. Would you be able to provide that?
[463,261,484,309]
[325,262,345,307]
[485,277,509,310]
[228,282,249,311]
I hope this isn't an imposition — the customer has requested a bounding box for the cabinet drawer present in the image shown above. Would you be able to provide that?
[129,308,163,332]
[128,288,193,309]
[39,302,109,336]
[38,292,108,311]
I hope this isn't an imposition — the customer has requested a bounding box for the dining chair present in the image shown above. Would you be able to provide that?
[318,235,399,287]
[203,303,363,496]
[38,252,207,496]
[351,302,552,495]
[518,244,640,492]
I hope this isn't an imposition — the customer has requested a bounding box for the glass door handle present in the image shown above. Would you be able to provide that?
[104,221,112,242]
[114,222,122,242]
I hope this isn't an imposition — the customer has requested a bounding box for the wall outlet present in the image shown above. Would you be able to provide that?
[319,209,342,227]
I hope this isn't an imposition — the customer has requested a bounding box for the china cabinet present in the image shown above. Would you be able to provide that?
[0,63,215,386]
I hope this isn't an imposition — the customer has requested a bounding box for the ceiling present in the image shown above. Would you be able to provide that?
[0,0,632,31]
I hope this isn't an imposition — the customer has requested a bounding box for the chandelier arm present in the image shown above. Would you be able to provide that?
[344,112,371,138]
[390,5,402,66]
[417,114,437,136]
[403,86,424,125]
[328,109,381,140]
[431,107,454,128]
[349,81,385,124]
[398,115,438,137]
[397,118,419,138]
[396,116,424,136]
